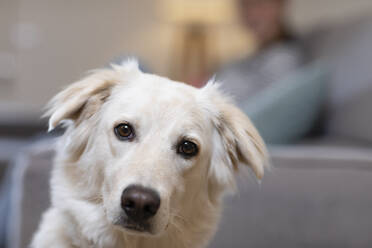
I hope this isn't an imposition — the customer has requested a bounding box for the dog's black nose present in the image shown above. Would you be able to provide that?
[121,185,160,222]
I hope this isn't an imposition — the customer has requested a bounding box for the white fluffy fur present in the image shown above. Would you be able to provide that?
[32,60,269,248]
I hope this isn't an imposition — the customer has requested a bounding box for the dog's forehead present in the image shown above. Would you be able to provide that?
[130,74,197,102]
[107,73,210,125]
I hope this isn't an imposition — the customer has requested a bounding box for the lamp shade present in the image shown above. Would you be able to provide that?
[159,0,237,25]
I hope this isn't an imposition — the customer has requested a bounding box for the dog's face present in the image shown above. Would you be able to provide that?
[46,61,268,236]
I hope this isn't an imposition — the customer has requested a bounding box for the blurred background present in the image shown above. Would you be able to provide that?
[1,0,372,247]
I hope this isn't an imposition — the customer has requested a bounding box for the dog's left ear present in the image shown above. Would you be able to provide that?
[203,83,269,189]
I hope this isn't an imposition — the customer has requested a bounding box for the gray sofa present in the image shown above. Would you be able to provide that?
[5,142,372,248]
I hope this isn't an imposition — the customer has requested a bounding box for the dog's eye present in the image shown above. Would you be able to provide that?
[114,123,135,141]
[177,140,198,158]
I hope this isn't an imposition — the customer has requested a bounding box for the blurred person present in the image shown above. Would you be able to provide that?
[217,0,305,105]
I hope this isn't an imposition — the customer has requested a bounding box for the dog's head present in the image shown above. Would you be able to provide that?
[46,60,268,236]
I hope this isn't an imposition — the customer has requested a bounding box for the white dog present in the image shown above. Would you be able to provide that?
[31,60,268,248]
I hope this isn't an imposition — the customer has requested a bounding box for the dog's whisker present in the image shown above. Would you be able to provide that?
[168,219,183,234]
[85,194,103,203]
[171,213,187,223]
[169,209,189,225]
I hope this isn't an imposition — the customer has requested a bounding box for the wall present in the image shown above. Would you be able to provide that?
[1,0,372,115]
[289,0,372,32]
[7,0,160,112]
[0,0,19,102]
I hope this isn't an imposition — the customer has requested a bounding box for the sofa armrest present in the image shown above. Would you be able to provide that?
[210,145,372,248]
[6,140,55,248]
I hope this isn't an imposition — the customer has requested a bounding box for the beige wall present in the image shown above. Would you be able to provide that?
[1,0,372,114]
[0,0,19,102]
[289,0,372,32]
[9,0,161,111]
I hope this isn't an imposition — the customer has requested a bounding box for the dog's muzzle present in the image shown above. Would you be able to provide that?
[119,185,160,233]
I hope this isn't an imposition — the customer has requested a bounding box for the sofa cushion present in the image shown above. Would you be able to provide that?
[242,63,327,144]
[305,16,372,109]
[327,88,372,144]
[303,16,372,144]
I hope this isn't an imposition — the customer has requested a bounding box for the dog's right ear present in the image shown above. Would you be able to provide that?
[45,60,139,131]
